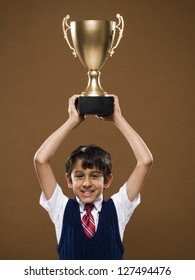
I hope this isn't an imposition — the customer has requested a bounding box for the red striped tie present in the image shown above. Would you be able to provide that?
[82,203,95,238]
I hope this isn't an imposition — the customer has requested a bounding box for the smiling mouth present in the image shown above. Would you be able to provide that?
[81,190,94,195]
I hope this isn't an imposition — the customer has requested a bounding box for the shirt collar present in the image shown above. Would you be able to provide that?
[76,194,103,213]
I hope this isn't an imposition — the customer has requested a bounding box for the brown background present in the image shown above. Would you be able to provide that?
[0,0,194,259]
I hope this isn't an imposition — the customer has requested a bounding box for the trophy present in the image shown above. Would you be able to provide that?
[62,14,124,115]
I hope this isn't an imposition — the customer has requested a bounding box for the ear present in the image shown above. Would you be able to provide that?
[65,173,72,189]
[104,174,113,189]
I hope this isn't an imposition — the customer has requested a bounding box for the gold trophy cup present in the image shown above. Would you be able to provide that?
[62,14,124,115]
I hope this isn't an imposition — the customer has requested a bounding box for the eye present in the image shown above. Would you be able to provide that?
[74,173,84,179]
[91,175,98,179]
[90,173,101,179]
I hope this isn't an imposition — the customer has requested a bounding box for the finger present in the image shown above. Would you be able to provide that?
[95,115,104,120]
[69,95,76,103]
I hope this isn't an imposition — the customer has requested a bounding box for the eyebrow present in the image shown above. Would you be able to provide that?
[90,171,102,175]
[74,171,84,174]
[74,170,102,174]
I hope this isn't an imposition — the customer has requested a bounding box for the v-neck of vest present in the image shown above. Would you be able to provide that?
[78,203,104,242]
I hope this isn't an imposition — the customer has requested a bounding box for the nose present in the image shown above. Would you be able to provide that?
[82,177,92,188]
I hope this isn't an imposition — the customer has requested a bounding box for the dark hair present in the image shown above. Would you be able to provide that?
[65,144,112,183]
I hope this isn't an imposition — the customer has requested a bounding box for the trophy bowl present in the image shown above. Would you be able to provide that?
[62,14,124,115]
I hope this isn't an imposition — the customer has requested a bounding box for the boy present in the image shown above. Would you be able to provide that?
[34,95,153,259]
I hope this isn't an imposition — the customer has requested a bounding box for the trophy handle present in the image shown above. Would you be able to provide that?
[109,14,124,57]
[62,15,77,57]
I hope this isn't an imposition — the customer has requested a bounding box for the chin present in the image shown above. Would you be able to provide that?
[81,195,97,204]
[81,197,94,203]
[78,191,97,203]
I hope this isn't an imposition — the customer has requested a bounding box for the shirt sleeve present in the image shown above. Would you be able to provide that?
[111,183,141,240]
[39,184,68,243]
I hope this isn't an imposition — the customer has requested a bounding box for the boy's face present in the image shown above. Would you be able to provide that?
[65,159,113,204]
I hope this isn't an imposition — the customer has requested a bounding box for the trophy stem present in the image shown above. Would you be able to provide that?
[82,70,107,97]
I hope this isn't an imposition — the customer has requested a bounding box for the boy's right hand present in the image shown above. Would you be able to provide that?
[68,94,85,124]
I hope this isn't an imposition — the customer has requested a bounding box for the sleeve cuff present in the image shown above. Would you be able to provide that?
[119,182,141,209]
[39,184,62,212]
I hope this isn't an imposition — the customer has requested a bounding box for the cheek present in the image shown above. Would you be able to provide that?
[72,180,82,189]
[96,180,105,190]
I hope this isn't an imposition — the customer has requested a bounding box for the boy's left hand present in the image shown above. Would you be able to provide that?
[96,95,122,122]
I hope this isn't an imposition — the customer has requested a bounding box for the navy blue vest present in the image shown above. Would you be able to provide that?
[57,198,124,260]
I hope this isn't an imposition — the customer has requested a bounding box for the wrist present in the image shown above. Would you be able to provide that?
[112,113,125,126]
[67,115,83,128]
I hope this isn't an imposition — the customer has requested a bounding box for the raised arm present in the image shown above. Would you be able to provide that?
[33,95,84,200]
[100,95,153,201]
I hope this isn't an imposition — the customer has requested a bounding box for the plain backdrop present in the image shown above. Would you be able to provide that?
[0,0,194,259]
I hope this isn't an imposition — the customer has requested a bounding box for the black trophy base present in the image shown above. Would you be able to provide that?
[77,96,114,116]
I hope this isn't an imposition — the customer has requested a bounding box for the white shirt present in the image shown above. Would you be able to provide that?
[40,182,140,243]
